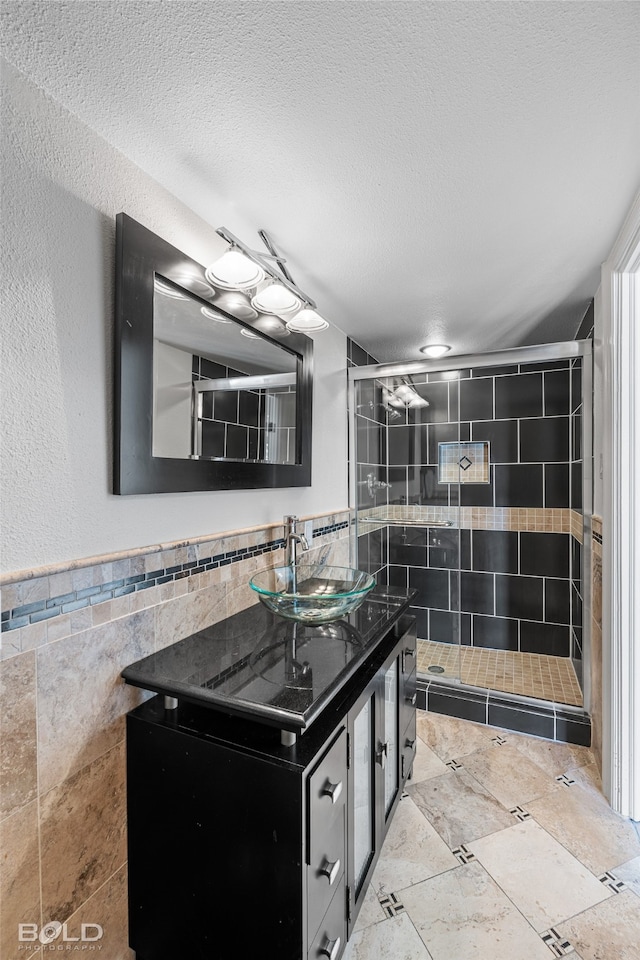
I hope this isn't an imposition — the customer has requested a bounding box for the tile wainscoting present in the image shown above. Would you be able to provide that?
[0,511,350,960]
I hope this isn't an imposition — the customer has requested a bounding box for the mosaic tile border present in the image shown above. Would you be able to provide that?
[1,519,350,634]
[358,506,574,534]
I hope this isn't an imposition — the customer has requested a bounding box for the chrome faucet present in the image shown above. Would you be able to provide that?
[284,515,309,567]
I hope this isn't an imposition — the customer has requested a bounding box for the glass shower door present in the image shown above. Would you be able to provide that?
[352,371,462,685]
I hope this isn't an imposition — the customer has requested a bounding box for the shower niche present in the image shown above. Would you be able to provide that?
[349,342,592,723]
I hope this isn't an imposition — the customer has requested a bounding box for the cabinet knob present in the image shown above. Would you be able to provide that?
[322,779,343,804]
[318,856,341,885]
[319,935,341,960]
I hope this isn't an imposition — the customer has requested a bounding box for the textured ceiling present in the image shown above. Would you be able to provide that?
[2,1,639,361]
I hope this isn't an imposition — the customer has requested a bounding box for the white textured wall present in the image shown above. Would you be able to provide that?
[0,62,348,574]
[152,341,193,459]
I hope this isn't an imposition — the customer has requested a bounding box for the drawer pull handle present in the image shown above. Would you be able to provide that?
[322,779,343,804]
[376,741,388,768]
[402,647,416,672]
[319,856,341,885]
[319,935,341,960]
[406,693,417,706]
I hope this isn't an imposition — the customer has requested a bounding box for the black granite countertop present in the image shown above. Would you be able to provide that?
[121,585,414,731]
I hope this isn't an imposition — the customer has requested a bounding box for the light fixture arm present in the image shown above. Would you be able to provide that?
[258,229,296,286]
[215,226,317,310]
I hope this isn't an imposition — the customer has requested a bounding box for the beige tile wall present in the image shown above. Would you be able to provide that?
[0,511,350,959]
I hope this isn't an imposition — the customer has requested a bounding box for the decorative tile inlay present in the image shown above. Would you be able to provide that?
[452,844,476,863]
[511,806,533,822]
[377,891,405,917]
[446,759,463,771]
[438,441,490,484]
[492,735,507,745]
[541,927,575,957]
[598,871,626,894]
[556,773,576,787]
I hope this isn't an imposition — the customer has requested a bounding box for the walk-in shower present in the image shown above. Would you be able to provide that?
[349,341,592,737]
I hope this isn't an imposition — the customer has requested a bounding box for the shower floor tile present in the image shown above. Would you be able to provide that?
[417,639,583,707]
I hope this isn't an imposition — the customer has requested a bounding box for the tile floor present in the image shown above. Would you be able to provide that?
[417,639,584,706]
[343,712,640,960]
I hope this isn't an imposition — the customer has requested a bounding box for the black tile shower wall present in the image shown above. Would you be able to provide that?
[373,363,575,510]
[347,336,379,369]
[193,356,296,463]
[354,359,583,661]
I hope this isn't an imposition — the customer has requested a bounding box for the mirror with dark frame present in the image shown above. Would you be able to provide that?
[114,214,313,494]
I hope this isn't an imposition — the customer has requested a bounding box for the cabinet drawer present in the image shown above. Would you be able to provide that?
[399,621,417,680]
[307,802,345,948]
[308,728,348,865]
[308,874,346,960]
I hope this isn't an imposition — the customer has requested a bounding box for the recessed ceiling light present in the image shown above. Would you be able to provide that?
[419,344,451,358]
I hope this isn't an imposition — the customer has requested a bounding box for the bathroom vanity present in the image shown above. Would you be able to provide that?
[122,586,416,960]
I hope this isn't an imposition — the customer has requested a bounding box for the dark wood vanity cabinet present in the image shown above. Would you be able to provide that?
[125,615,416,960]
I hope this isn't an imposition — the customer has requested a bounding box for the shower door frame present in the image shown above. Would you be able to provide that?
[348,339,593,712]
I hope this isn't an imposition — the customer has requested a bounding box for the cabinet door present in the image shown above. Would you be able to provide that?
[350,690,376,895]
[347,683,378,931]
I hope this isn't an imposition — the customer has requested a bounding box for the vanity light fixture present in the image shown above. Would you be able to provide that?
[205,249,265,290]
[154,276,190,300]
[210,226,330,332]
[218,295,259,321]
[419,344,451,358]
[286,308,329,333]
[200,305,232,323]
[251,282,301,317]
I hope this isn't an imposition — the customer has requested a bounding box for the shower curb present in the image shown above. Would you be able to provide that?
[416,678,591,746]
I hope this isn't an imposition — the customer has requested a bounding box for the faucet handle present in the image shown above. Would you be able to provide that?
[283,514,299,527]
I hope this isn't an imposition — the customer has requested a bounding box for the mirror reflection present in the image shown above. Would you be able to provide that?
[152,275,299,464]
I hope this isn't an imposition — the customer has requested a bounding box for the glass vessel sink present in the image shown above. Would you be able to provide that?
[249,564,376,624]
